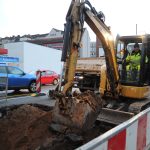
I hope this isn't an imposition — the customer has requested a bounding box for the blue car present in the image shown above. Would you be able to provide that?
[0,65,36,93]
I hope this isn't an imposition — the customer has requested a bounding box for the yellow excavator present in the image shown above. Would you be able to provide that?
[50,0,150,131]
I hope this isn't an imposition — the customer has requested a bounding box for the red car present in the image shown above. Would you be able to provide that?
[40,70,59,85]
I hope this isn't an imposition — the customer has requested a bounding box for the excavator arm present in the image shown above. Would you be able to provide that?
[84,7,119,97]
[62,0,119,97]
[61,0,84,95]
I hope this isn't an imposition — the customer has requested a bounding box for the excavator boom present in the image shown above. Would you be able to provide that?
[62,0,119,97]
[84,7,119,97]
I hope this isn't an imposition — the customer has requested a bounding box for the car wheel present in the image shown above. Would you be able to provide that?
[28,81,36,93]
[53,79,58,85]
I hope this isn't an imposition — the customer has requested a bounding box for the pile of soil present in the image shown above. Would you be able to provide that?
[0,105,55,150]
[0,104,109,150]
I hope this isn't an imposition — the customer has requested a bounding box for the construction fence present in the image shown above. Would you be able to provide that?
[77,106,150,150]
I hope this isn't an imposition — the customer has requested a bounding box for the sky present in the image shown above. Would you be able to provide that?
[1,0,150,41]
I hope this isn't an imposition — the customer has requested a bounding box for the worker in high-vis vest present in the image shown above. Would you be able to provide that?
[126,43,141,81]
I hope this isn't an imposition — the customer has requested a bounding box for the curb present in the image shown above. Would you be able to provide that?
[31,93,46,97]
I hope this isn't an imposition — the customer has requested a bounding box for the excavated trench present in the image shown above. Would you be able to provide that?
[0,104,113,150]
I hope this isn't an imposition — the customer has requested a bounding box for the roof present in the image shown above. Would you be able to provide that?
[118,34,150,43]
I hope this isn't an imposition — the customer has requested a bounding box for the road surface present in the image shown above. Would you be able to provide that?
[0,84,56,108]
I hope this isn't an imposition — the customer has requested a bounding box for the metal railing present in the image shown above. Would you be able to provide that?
[77,107,150,150]
[0,75,8,100]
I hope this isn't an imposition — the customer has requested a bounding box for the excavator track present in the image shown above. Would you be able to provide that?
[97,97,150,125]
[97,108,134,125]
[128,97,150,114]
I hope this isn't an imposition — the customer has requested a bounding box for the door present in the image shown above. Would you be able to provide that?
[7,66,28,88]
[41,71,54,84]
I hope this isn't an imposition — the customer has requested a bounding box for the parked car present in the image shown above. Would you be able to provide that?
[29,70,59,85]
[0,65,36,93]
[40,70,59,85]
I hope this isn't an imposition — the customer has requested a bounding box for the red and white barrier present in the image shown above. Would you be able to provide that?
[36,70,41,93]
[77,108,150,150]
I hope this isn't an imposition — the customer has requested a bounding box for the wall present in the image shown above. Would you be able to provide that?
[47,28,63,38]
[23,42,62,73]
[4,42,24,69]
[79,28,91,58]
[4,42,62,74]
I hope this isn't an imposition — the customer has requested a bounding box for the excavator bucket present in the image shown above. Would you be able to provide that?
[51,91,102,131]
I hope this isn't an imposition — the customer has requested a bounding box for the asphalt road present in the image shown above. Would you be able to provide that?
[0,84,56,108]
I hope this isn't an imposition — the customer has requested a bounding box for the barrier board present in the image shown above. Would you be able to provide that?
[77,107,150,150]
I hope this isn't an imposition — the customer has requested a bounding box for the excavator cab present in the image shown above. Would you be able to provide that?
[116,35,150,86]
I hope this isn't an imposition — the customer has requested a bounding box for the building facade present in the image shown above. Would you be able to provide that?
[0,28,96,58]
[90,42,96,57]
[96,36,104,57]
